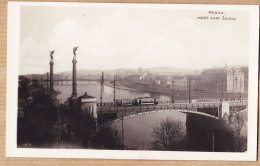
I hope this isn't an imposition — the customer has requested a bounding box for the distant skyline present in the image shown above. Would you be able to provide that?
[19,4,249,75]
[21,65,249,77]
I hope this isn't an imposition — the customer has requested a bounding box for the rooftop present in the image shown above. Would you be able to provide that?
[78,92,95,99]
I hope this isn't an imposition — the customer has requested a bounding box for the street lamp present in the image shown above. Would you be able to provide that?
[115,130,118,150]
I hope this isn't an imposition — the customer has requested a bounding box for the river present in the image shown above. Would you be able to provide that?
[113,111,186,149]
[54,81,171,103]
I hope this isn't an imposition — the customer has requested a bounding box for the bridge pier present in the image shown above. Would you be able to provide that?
[219,101,230,119]
[186,113,236,152]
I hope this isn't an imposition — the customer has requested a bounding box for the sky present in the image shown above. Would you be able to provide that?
[19,4,249,75]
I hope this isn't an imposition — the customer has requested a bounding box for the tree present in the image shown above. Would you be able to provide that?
[94,123,121,149]
[151,118,185,151]
[18,77,58,147]
[229,112,247,152]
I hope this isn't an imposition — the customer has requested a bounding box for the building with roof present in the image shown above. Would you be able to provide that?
[78,92,97,120]
[227,68,244,93]
[192,66,246,93]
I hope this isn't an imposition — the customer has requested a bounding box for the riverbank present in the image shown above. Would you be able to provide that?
[116,81,248,100]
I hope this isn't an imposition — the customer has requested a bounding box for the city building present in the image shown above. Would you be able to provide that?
[172,75,188,91]
[240,67,248,92]
[227,68,244,93]
[193,66,247,93]
[154,75,169,86]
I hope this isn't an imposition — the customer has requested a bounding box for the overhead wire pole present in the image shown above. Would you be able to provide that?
[221,77,224,102]
[240,77,243,111]
[57,99,60,147]
[171,81,175,104]
[240,77,242,102]
[100,72,104,107]
[122,107,124,149]
[233,67,235,92]
[187,76,191,104]
[113,75,116,107]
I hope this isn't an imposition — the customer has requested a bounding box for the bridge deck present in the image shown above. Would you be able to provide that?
[97,101,247,120]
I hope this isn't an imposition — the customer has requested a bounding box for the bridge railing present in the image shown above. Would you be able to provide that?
[96,99,247,107]
[97,102,223,118]
[97,101,247,119]
[97,102,115,107]
[229,102,247,107]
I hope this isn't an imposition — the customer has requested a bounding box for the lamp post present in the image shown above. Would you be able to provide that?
[115,130,118,150]
[221,77,224,102]
[122,107,125,149]
[212,131,215,152]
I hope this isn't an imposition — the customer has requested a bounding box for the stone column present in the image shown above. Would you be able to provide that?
[47,72,49,93]
[49,50,55,93]
[49,60,54,92]
[72,57,77,97]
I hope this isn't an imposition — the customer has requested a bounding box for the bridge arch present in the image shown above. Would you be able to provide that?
[113,109,219,122]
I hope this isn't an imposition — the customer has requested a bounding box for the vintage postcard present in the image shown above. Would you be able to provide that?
[6,2,259,160]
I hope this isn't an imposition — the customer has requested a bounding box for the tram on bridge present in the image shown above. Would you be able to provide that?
[115,97,159,106]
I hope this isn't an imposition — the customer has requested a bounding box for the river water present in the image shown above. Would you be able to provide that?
[54,81,186,148]
[54,81,171,103]
[113,111,186,149]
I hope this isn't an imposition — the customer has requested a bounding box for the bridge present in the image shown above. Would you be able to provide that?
[43,78,112,82]
[97,100,247,122]
[42,78,112,85]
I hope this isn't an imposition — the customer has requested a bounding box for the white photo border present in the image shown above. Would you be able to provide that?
[6,2,259,161]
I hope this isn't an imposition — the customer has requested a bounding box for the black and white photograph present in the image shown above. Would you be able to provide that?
[6,2,259,160]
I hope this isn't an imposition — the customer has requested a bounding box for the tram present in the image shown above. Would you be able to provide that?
[133,97,158,106]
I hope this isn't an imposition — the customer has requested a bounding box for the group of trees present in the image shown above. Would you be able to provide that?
[18,77,58,147]
[18,76,118,149]
[228,111,247,152]
[93,123,123,149]
[149,112,247,152]
[151,118,186,151]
